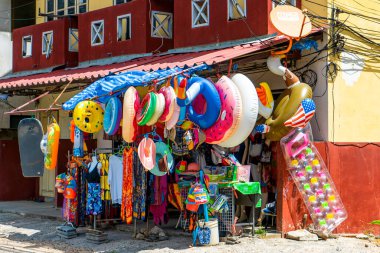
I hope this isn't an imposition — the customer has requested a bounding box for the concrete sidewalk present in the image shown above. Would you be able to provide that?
[0,201,62,220]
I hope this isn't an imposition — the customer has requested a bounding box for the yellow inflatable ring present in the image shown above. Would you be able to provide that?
[73,101,104,133]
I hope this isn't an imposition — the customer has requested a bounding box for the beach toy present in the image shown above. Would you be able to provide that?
[256,82,274,119]
[166,102,180,130]
[150,142,174,176]
[265,69,313,141]
[185,77,221,129]
[158,86,176,122]
[290,160,299,169]
[255,124,270,133]
[122,87,140,143]
[138,137,156,170]
[267,55,286,76]
[40,134,47,154]
[146,93,165,126]
[173,76,188,123]
[204,76,242,144]
[219,73,259,148]
[304,147,315,160]
[284,98,316,128]
[326,213,335,220]
[285,131,310,158]
[44,121,60,170]
[103,97,122,135]
[137,92,157,126]
[73,100,104,133]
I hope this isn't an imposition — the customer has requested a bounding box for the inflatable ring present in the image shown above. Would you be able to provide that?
[104,97,122,135]
[122,87,140,143]
[256,82,274,119]
[137,92,157,126]
[150,142,174,176]
[186,77,221,129]
[73,101,104,133]
[158,86,176,122]
[165,102,180,130]
[146,93,165,126]
[44,122,60,170]
[219,74,259,148]
[204,76,242,144]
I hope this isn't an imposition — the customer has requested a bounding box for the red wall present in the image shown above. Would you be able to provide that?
[174,0,271,48]
[12,18,78,73]
[78,0,173,63]
[277,142,380,235]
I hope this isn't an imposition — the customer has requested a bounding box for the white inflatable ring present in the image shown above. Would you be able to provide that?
[158,86,176,122]
[146,93,165,126]
[219,74,259,148]
[204,76,242,144]
[122,87,140,143]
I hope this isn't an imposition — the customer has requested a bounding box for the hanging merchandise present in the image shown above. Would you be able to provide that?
[137,92,157,126]
[122,87,141,143]
[150,142,174,176]
[146,93,165,126]
[133,151,147,220]
[219,74,259,148]
[99,154,111,201]
[186,183,210,212]
[183,77,221,129]
[165,102,181,130]
[158,85,176,122]
[256,82,274,119]
[138,137,156,170]
[173,75,188,123]
[73,100,104,133]
[149,174,168,225]
[108,154,123,204]
[73,126,84,157]
[44,120,60,170]
[86,155,102,216]
[284,98,316,128]
[103,97,122,135]
[281,124,347,233]
[204,76,242,144]
[121,147,134,224]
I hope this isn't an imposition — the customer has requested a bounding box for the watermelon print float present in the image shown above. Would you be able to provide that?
[204,76,242,144]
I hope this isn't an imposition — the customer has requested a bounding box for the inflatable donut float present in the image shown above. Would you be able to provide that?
[103,97,122,135]
[265,69,313,141]
[44,121,60,170]
[158,86,176,122]
[204,76,242,144]
[185,77,221,129]
[150,142,174,176]
[146,93,165,126]
[73,101,104,133]
[219,74,259,148]
[165,102,180,130]
[122,87,140,143]
[137,92,157,126]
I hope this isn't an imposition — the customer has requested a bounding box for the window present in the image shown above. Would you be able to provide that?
[45,0,87,21]
[69,28,79,51]
[117,14,131,41]
[228,0,246,20]
[151,11,173,39]
[42,31,53,56]
[114,0,132,4]
[22,36,32,57]
[192,0,209,28]
[91,20,104,46]
[272,0,297,8]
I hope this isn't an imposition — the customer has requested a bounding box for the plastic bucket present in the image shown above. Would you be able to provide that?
[199,218,219,245]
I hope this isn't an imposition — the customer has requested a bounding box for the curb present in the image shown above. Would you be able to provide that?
[0,209,64,222]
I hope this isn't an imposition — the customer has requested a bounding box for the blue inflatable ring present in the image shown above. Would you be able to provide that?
[103,97,122,135]
[186,77,221,129]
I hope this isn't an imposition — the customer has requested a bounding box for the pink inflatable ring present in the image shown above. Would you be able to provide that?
[204,76,242,144]
[158,86,176,122]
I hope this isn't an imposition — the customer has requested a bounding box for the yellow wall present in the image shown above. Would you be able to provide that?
[327,0,380,142]
[36,0,113,24]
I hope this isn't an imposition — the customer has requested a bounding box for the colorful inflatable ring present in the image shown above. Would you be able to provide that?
[103,97,122,135]
[186,77,221,129]
[44,122,60,170]
[165,102,180,130]
[150,142,174,176]
[122,87,140,143]
[137,92,157,126]
[219,74,259,148]
[73,101,104,133]
[158,86,176,122]
[204,76,242,144]
[256,82,274,119]
[146,93,165,126]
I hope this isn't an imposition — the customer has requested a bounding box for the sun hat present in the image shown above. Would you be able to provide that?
[150,142,174,176]
[138,137,156,170]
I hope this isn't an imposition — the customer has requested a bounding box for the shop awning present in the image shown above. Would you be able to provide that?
[0,34,293,91]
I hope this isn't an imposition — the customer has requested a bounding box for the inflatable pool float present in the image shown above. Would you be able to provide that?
[146,93,165,126]
[138,137,156,170]
[256,82,274,119]
[103,97,122,135]
[44,121,60,170]
[137,92,157,126]
[122,87,140,143]
[158,86,176,122]
[165,102,180,130]
[150,142,174,176]
[219,74,259,148]
[73,101,104,133]
[265,69,313,141]
[267,55,286,76]
[204,76,242,144]
[185,77,221,129]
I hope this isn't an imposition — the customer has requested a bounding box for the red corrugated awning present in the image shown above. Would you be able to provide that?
[0,32,320,91]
